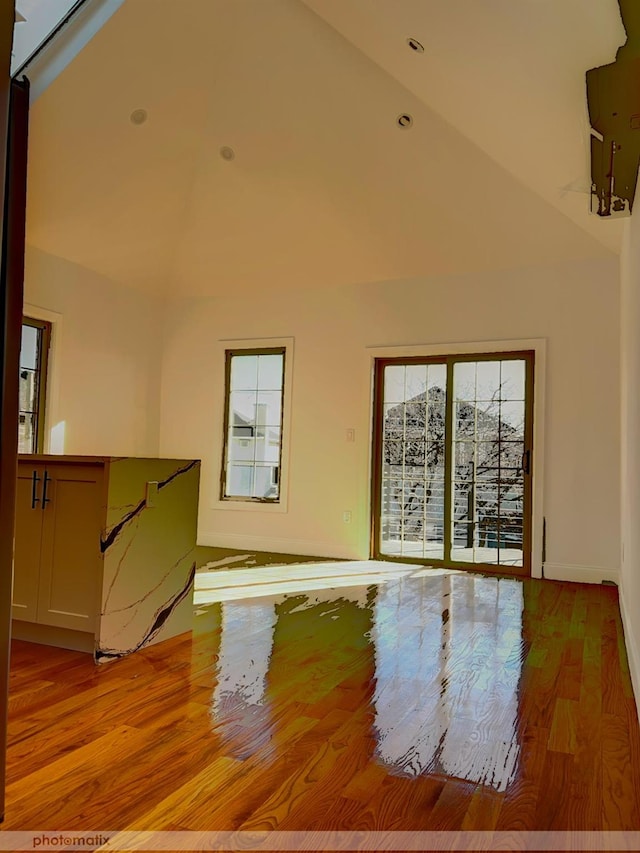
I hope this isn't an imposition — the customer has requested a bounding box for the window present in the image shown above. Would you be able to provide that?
[19,316,51,454]
[221,348,286,502]
[372,351,534,575]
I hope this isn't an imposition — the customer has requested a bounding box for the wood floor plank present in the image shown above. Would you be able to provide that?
[533,750,575,829]
[575,634,603,782]
[557,637,584,701]
[461,785,504,830]
[239,706,374,831]
[602,711,640,829]
[548,697,578,754]
[340,761,389,803]
[426,779,478,830]
[318,775,445,831]
[603,617,629,716]
[568,586,588,640]
[490,723,547,830]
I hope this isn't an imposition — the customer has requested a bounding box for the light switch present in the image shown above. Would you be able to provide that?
[146,481,159,507]
[346,429,355,442]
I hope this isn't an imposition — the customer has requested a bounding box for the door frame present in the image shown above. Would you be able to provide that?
[366,339,546,579]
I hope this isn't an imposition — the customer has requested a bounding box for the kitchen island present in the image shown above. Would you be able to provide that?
[12,455,200,662]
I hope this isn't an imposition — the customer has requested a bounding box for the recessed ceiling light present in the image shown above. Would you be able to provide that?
[397,113,413,129]
[407,37,424,54]
[130,109,148,126]
[220,146,235,161]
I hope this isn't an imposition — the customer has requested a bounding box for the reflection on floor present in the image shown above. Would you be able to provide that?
[372,571,523,791]
[194,559,455,603]
[4,559,640,833]
[382,541,524,567]
[195,545,328,573]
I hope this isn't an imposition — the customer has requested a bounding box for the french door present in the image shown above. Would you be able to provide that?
[371,352,534,576]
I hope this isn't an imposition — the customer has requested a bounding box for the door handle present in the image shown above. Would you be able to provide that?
[42,471,52,509]
[521,449,531,475]
[30,470,41,509]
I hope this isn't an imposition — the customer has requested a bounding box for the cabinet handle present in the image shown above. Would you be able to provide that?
[42,471,52,509]
[30,470,41,509]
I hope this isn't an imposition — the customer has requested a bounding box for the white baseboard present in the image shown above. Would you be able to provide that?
[12,620,94,654]
[619,583,640,709]
[197,532,362,561]
[543,562,620,585]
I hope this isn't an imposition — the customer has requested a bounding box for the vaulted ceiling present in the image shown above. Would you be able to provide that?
[25,0,625,295]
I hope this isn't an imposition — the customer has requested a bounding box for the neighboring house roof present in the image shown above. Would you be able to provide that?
[383,387,523,521]
[232,411,279,443]
[232,411,253,428]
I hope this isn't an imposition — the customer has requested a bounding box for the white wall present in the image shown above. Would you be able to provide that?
[159,256,621,579]
[620,214,640,702]
[24,246,163,457]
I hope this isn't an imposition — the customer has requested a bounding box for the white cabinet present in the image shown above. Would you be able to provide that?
[13,460,104,633]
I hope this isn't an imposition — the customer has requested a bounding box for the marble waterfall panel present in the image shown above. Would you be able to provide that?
[97,458,200,662]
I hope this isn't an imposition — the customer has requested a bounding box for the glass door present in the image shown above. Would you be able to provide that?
[372,352,534,575]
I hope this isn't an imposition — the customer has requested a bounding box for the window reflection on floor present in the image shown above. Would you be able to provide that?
[370,573,524,791]
[210,601,277,758]
[203,562,526,791]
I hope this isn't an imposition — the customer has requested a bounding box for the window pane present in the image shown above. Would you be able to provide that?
[500,361,525,401]
[18,411,35,455]
[500,400,525,439]
[427,363,446,393]
[230,356,258,391]
[227,464,254,497]
[20,325,38,370]
[261,427,281,463]
[455,402,476,439]
[257,355,284,390]
[230,390,258,423]
[252,464,278,498]
[454,362,475,401]
[256,390,282,426]
[500,442,524,471]
[476,361,501,401]
[384,365,405,404]
[383,403,404,439]
[404,365,427,400]
[227,431,256,463]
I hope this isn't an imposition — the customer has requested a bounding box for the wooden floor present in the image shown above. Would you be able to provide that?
[2,569,640,833]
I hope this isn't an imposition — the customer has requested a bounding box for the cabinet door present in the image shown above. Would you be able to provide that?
[37,464,104,632]
[12,464,45,622]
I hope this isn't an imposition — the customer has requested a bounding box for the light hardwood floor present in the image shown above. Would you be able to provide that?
[2,566,639,834]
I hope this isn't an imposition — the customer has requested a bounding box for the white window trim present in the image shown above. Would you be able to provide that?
[213,336,294,514]
[364,338,546,579]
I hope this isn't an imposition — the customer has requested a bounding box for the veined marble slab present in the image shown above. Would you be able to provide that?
[97,458,200,662]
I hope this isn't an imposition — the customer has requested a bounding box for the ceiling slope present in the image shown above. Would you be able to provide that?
[301,0,626,253]
[26,0,618,296]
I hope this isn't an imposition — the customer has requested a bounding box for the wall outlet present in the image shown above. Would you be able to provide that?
[146,481,159,507]
[343,510,352,523]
